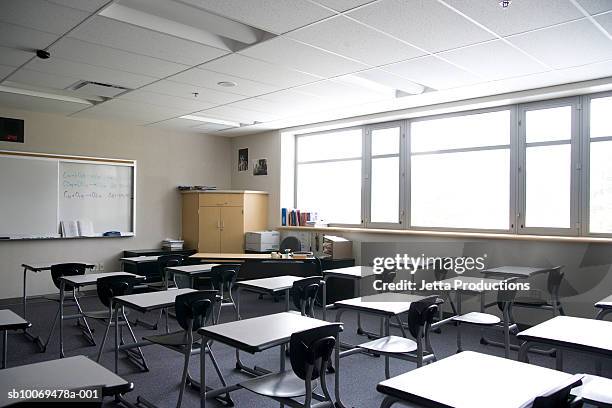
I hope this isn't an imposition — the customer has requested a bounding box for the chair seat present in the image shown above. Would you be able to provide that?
[358,336,417,354]
[513,297,550,306]
[144,330,201,347]
[239,370,317,398]
[451,312,500,325]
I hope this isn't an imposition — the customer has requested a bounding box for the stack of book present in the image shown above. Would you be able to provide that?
[281,208,319,226]
[162,238,184,250]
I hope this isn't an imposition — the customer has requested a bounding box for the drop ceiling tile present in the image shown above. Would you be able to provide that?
[199,104,281,123]
[509,19,612,69]
[181,0,334,34]
[51,38,189,79]
[557,58,612,82]
[118,89,217,111]
[73,99,186,124]
[0,22,59,50]
[70,16,229,66]
[384,55,481,89]
[296,78,390,103]
[0,65,15,79]
[0,46,32,67]
[27,57,158,89]
[0,0,89,35]
[193,122,234,132]
[171,67,279,97]
[576,0,612,15]
[439,40,548,80]
[232,89,330,115]
[200,54,321,88]
[7,68,80,90]
[313,0,376,12]
[348,0,494,53]
[443,0,583,37]
[0,91,88,114]
[142,80,247,105]
[240,36,368,77]
[147,117,205,131]
[288,15,425,66]
[45,0,109,12]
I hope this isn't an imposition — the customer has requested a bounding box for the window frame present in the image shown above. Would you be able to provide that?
[294,126,365,227]
[517,97,581,236]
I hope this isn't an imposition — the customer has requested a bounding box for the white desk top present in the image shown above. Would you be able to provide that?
[166,264,220,275]
[517,316,612,355]
[571,374,612,406]
[198,312,335,354]
[377,351,573,408]
[0,355,132,407]
[60,272,140,286]
[437,276,507,293]
[114,288,196,312]
[595,294,612,309]
[482,266,551,278]
[0,309,29,330]
[335,293,430,316]
[236,275,306,293]
[323,266,376,279]
[22,262,95,271]
[119,256,160,263]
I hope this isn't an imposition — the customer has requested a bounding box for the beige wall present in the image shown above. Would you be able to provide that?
[0,107,232,299]
[230,130,280,228]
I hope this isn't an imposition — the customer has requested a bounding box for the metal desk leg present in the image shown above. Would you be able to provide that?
[334,311,346,408]
[200,337,206,408]
[59,280,65,358]
[502,301,510,359]
[21,267,43,351]
[322,276,328,321]
[285,289,290,312]
[2,330,6,369]
[456,291,462,353]
[114,301,119,373]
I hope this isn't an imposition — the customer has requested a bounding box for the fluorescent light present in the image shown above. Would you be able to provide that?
[180,115,241,127]
[0,85,94,105]
[356,70,426,96]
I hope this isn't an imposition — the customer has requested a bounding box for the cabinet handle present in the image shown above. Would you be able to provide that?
[221,220,225,229]
[217,220,221,229]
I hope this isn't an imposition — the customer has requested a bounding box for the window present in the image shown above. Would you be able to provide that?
[369,125,401,225]
[589,96,612,234]
[520,102,576,233]
[410,110,511,230]
[296,129,362,224]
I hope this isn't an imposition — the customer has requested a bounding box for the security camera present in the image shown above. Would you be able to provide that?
[35,49,50,59]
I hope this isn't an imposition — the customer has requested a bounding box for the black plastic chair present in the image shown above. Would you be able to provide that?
[84,275,148,370]
[204,264,240,323]
[358,296,440,379]
[147,254,185,290]
[239,323,341,408]
[291,276,324,318]
[139,291,228,408]
[532,374,583,408]
[511,266,566,317]
[43,263,94,350]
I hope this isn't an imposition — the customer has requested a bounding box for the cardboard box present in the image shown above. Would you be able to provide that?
[322,235,352,259]
[245,231,280,252]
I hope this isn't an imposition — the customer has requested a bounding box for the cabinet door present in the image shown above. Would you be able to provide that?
[198,206,221,252]
[220,206,244,253]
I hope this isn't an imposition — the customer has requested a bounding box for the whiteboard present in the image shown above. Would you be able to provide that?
[59,161,134,233]
[0,156,59,238]
[0,151,135,239]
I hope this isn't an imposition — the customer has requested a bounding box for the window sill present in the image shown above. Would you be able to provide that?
[277,226,612,243]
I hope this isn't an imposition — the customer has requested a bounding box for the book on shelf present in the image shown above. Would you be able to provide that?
[281,208,319,227]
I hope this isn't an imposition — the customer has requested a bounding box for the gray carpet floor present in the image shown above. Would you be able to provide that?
[3,291,610,408]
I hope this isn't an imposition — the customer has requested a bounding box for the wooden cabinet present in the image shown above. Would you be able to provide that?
[181,191,268,253]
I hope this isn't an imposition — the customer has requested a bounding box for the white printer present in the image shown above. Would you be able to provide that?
[245,231,280,252]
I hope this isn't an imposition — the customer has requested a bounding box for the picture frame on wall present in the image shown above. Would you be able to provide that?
[253,158,268,176]
[238,148,248,171]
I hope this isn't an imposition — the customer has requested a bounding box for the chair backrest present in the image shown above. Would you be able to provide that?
[50,263,87,291]
[291,276,324,316]
[175,290,220,332]
[210,264,240,295]
[407,296,439,339]
[96,275,139,307]
[531,374,582,408]
[546,266,565,296]
[280,236,301,252]
[290,323,341,381]
[157,254,184,283]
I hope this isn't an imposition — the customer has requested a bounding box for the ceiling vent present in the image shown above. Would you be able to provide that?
[68,81,130,98]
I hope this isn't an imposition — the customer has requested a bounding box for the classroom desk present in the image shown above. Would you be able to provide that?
[197,312,338,408]
[235,275,307,314]
[20,261,95,351]
[0,355,135,407]
[58,272,141,358]
[191,253,280,262]
[376,351,574,408]
[119,255,160,267]
[435,276,514,357]
[111,288,196,373]
[595,294,612,320]
[0,310,30,369]
[165,264,220,289]
[571,374,612,407]
[518,316,612,372]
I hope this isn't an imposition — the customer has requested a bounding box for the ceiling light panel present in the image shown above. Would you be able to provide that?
[6,69,81,91]
[442,0,583,37]
[287,15,425,66]
[181,0,334,34]
[347,0,494,53]
[69,16,229,66]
